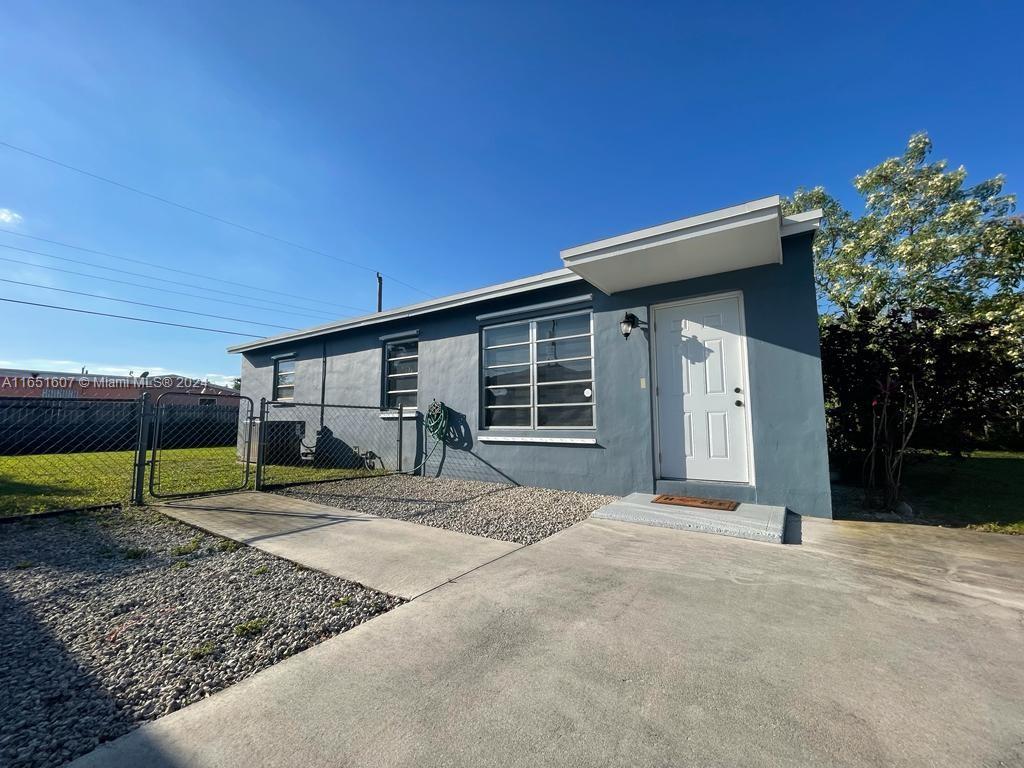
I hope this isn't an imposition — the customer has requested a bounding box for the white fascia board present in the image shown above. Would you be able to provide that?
[560,196,782,261]
[780,209,824,237]
[228,268,583,354]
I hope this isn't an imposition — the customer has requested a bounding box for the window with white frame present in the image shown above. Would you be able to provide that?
[482,310,594,429]
[272,357,295,401]
[383,338,418,409]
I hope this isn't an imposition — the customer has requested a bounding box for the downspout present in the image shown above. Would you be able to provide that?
[319,340,327,429]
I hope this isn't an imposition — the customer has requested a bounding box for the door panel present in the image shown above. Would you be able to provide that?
[655,295,750,483]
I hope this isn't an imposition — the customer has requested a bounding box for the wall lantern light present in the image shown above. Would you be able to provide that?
[620,312,645,339]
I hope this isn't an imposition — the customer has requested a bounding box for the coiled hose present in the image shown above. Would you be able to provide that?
[403,399,449,474]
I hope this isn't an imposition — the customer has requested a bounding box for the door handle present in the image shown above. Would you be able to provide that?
[735,400,744,407]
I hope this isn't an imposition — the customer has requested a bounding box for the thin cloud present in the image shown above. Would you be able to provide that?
[0,208,23,225]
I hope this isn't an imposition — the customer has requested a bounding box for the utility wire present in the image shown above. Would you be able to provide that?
[0,242,337,320]
[0,296,263,337]
[0,254,347,322]
[0,228,365,312]
[0,277,297,331]
[0,139,433,298]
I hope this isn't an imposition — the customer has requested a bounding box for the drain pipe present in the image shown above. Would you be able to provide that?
[319,340,327,429]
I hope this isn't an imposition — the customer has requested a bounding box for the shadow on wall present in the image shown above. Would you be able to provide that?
[419,407,519,486]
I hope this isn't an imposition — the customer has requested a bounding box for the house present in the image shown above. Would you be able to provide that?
[0,368,239,404]
[230,196,832,517]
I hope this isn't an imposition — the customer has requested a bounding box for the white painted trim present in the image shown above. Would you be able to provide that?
[228,268,582,353]
[379,408,418,420]
[781,209,823,237]
[477,435,597,445]
[475,294,592,322]
[560,196,781,260]
[649,290,755,486]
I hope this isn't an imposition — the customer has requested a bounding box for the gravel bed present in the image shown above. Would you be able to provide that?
[279,474,618,545]
[0,508,403,768]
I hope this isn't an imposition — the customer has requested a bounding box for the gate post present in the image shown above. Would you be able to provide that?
[255,398,267,490]
[130,393,152,505]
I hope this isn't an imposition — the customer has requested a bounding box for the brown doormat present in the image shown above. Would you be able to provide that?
[652,494,740,512]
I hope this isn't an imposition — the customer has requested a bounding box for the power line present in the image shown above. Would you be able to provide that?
[0,228,365,312]
[0,139,433,298]
[0,241,338,319]
[0,277,297,331]
[0,296,263,337]
[0,254,346,322]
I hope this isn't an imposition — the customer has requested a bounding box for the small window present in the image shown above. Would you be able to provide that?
[384,338,418,410]
[198,397,216,406]
[482,310,594,429]
[273,357,295,401]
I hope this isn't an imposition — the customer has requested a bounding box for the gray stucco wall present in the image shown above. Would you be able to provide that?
[239,231,832,517]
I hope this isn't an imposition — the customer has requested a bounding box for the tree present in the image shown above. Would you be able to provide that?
[786,134,1024,506]
[784,132,1023,347]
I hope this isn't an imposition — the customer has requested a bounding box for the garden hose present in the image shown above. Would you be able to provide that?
[404,399,449,475]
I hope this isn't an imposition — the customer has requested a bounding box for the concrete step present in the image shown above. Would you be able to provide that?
[591,492,787,544]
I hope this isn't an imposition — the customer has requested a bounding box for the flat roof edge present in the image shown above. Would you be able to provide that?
[227,268,582,354]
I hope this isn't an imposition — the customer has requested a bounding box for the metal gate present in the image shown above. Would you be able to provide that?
[148,392,255,498]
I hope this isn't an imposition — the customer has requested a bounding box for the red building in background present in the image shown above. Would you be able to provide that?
[0,368,239,404]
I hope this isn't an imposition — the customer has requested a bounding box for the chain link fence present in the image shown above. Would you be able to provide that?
[0,396,142,517]
[0,394,423,519]
[148,394,254,498]
[256,401,408,489]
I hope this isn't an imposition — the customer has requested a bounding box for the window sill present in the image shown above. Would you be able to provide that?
[379,408,418,420]
[477,435,597,446]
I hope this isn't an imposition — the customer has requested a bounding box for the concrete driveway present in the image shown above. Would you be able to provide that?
[73,515,1024,768]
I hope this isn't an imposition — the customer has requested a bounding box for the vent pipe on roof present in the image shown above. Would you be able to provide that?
[376,272,383,313]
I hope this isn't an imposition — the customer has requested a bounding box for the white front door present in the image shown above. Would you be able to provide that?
[654,294,750,483]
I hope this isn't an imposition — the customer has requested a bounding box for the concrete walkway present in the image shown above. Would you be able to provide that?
[157,491,520,599]
[71,514,1024,768]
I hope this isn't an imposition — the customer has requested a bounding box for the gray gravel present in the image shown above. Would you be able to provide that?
[0,508,403,768]
[280,475,618,545]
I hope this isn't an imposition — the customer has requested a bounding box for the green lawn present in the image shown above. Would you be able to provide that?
[0,446,385,517]
[900,450,1024,534]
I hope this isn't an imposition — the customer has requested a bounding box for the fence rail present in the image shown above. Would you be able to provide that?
[0,393,419,518]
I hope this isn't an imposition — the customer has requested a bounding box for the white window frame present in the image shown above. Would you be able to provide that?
[481,309,595,430]
[272,355,296,402]
[383,337,418,410]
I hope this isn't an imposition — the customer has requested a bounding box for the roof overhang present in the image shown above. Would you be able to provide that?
[559,196,822,295]
[227,267,582,354]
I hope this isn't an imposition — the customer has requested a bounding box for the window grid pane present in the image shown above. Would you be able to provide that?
[481,311,593,430]
[384,339,417,409]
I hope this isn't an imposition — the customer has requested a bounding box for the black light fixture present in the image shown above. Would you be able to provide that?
[620,312,643,339]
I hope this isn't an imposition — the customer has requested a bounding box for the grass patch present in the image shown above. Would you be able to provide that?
[170,559,191,571]
[122,547,149,560]
[902,450,1024,534]
[215,538,240,553]
[171,537,203,557]
[331,596,351,608]
[188,641,217,660]
[233,618,268,638]
[14,561,33,570]
[252,565,269,575]
[0,446,249,517]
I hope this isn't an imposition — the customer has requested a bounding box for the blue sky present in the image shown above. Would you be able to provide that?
[1,0,1018,383]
